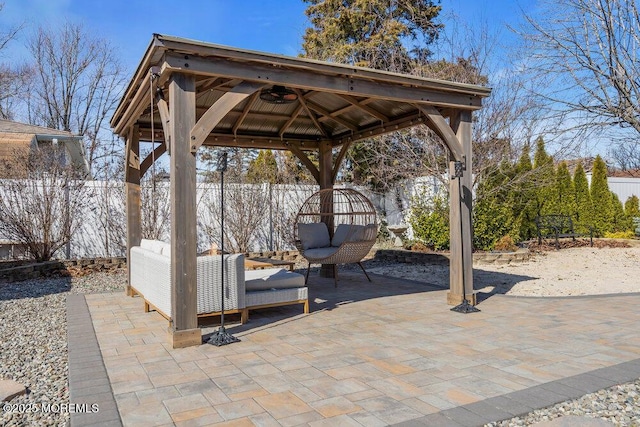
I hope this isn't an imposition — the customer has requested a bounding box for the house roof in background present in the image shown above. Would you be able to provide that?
[0,119,90,177]
[0,119,77,137]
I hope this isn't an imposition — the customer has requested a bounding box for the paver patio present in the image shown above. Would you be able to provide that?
[69,271,640,426]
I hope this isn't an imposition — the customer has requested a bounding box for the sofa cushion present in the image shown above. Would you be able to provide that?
[245,268,305,291]
[161,245,171,257]
[298,222,330,250]
[331,224,366,246]
[303,246,339,260]
[140,239,169,254]
[140,239,155,250]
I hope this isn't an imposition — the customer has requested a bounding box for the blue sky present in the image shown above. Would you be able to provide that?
[1,0,534,75]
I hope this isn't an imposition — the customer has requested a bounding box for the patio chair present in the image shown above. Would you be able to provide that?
[294,188,378,286]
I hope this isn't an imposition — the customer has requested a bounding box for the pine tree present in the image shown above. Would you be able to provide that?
[246,150,279,184]
[589,155,613,236]
[573,162,592,234]
[302,0,442,72]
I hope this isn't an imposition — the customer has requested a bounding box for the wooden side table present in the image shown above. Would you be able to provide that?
[245,258,296,271]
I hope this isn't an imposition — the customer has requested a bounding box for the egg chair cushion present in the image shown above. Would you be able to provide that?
[304,247,339,260]
[298,222,331,250]
[331,224,364,247]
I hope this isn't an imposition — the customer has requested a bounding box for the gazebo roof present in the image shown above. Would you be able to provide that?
[111,34,491,151]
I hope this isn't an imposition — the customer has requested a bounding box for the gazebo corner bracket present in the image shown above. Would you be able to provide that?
[189,80,265,153]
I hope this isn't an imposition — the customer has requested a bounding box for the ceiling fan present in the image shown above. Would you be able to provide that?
[259,85,298,104]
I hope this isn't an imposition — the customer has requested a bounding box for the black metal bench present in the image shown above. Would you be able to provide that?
[535,214,593,249]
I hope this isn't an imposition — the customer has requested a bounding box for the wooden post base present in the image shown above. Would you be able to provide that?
[170,328,202,348]
[319,264,335,278]
[447,292,477,306]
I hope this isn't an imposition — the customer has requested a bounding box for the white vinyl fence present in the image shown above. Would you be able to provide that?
[0,179,417,259]
[3,175,636,260]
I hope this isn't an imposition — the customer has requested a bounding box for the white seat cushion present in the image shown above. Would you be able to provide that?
[245,268,305,291]
[331,224,365,246]
[298,222,330,249]
[303,247,339,259]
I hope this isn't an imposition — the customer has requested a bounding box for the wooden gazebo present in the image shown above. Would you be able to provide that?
[111,34,491,348]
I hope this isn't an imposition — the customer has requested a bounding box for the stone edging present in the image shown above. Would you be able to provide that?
[374,248,530,265]
[0,258,126,283]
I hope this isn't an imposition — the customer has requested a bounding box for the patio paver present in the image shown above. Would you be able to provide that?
[69,272,640,426]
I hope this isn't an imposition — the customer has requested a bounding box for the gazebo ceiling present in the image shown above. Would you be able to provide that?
[111,34,491,152]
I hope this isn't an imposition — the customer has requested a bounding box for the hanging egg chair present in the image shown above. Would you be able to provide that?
[294,188,378,286]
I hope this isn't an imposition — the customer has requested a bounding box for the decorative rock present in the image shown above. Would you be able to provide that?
[0,379,26,402]
[531,415,614,426]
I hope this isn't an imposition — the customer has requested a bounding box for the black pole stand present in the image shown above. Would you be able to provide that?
[208,151,240,346]
[450,160,480,314]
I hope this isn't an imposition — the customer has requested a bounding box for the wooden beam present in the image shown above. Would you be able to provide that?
[294,89,329,138]
[289,143,320,183]
[169,73,200,348]
[336,94,389,122]
[161,53,485,111]
[138,127,325,150]
[156,95,171,155]
[190,81,264,152]
[140,142,167,177]
[195,77,228,95]
[318,141,335,279]
[125,125,141,297]
[306,99,358,132]
[232,91,260,135]
[447,110,475,306]
[278,102,304,138]
[332,140,351,184]
[332,112,422,145]
[415,105,464,161]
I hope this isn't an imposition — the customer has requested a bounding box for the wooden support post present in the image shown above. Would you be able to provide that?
[318,141,335,279]
[447,111,475,305]
[125,125,141,297]
[169,73,200,348]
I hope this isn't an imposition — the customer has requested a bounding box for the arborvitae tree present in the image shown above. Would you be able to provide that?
[554,161,574,216]
[573,162,593,234]
[532,137,556,217]
[625,195,640,218]
[473,162,518,250]
[512,144,537,240]
[246,150,279,184]
[590,155,613,236]
[610,192,628,233]
[624,195,640,233]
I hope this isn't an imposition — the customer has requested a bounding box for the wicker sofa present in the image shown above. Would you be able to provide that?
[129,239,308,323]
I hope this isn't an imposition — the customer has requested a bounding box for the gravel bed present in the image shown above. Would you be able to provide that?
[0,270,125,427]
[486,379,640,426]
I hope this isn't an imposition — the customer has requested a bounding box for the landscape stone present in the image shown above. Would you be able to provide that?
[0,379,27,402]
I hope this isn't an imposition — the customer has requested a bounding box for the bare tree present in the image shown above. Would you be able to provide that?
[140,170,171,241]
[0,3,31,119]
[609,141,640,171]
[200,181,270,253]
[519,0,640,145]
[0,147,87,261]
[25,21,126,177]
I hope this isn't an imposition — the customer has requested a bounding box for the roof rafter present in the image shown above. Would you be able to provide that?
[335,94,389,122]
